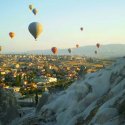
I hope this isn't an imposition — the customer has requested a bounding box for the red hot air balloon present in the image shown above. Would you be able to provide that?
[51,47,58,54]
[76,44,79,48]
[96,43,100,48]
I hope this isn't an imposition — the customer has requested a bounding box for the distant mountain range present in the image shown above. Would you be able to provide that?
[26,44,125,58]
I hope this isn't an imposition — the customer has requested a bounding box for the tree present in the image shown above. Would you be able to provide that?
[15,74,21,86]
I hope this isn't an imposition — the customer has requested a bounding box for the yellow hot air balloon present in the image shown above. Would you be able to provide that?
[9,32,15,39]
[32,8,38,15]
[28,22,43,40]
[29,4,33,10]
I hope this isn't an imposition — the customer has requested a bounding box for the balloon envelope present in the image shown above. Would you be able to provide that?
[32,8,38,15]
[0,46,2,51]
[9,32,15,39]
[95,50,97,54]
[28,22,43,40]
[29,5,33,10]
[96,43,100,48]
[76,44,79,48]
[68,48,71,53]
[80,27,83,31]
[51,47,58,54]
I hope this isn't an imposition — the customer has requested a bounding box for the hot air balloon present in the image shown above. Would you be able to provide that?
[80,27,83,31]
[68,48,71,53]
[76,44,79,48]
[51,47,58,54]
[29,4,33,10]
[0,46,2,51]
[9,32,15,39]
[28,22,43,40]
[32,8,38,15]
[96,43,100,48]
[95,50,97,54]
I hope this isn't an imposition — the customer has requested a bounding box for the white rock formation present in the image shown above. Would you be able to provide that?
[11,57,125,125]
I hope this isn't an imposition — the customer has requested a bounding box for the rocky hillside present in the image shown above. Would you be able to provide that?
[0,88,19,125]
[12,57,125,125]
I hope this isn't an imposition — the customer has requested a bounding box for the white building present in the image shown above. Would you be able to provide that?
[36,76,57,86]
[47,77,57,83]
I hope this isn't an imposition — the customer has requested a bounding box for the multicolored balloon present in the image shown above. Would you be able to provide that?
[32,8,38,15]
[28,22,43,40]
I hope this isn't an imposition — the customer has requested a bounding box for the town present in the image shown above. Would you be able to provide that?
[0,54,113,100]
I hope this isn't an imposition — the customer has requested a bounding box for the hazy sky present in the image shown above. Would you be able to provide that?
[0,0,125,52]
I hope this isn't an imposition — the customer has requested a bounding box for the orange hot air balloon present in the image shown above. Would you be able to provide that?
[9,32,15,39]
[96,43,100,48]
[95,50,97,54]
[51,47,58,54]
[76,44,79,48]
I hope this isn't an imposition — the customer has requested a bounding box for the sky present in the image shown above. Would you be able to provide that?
[0,0,125,53]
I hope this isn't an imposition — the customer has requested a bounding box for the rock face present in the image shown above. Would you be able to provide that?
[0,88,19,125]
[12,58,125,125]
